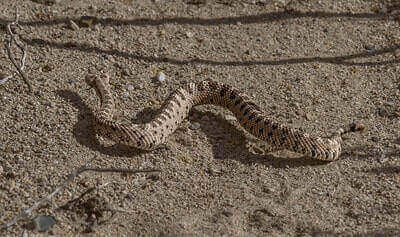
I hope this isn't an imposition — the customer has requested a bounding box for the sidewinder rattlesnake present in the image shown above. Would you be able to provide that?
[85,73,364,161]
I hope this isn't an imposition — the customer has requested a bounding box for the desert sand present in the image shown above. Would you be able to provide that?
[0,0,399,236]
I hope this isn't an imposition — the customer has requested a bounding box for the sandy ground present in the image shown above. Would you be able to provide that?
[0,0,400,236]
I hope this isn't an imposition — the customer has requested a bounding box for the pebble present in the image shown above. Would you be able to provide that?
[180,155,193,164]
[292,102,300,110]
[189,122,201,130]
[378,156,389,164]
[156,71,166,83]
[147,172,160,181]
[69,20,80,31]
[379,6,388,14]
[178,132,194,146]
[305,113,314,121]
[93,24,100,31]
[370,136,379,142]
[225,115,237,121]
[206,167,223,176]
[0,72,8,80]
[88,5,97,13]
[394,49,400,58]
[79,16,97,27]
[126,85,135,91]
[32,215,56,232]
[0,72,10,84]
[121,68,130,76]
[393,143,400,150]
[185,31,194,38]
[262,186,275,194]
[221,209,233,217]
[275,0,286,5]
[377,107,389,117]
[40,65,52,73]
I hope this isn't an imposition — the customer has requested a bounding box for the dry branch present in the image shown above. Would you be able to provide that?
[1,165,160,229]
[1,10,32,92]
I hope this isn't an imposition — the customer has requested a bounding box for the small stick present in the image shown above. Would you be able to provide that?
[2,10,32,92]
[59,181,134,216]
[1,165,160,229]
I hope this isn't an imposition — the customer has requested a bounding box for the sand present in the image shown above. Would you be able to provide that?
[0,0,399,236]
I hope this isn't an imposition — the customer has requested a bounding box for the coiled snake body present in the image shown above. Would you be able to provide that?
[85,74,364,161]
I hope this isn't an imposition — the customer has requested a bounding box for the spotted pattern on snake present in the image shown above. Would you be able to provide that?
[85,73,364,161]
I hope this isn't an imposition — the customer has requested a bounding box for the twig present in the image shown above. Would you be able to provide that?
[2,10,32,92]
[57,181,126,211]
[57,180,134,233]
[1,165,160,229]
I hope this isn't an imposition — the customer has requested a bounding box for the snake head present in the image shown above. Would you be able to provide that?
[84,73,111,103]
[85,74,99,88]
[85,73,110,88]
[85,74,96,88]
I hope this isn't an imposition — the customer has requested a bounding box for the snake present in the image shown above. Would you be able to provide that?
[84,73,364,161]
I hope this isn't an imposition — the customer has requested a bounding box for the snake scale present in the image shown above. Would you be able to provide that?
[85,73,364,161]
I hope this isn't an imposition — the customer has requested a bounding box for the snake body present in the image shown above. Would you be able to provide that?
[85,74,364,161]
